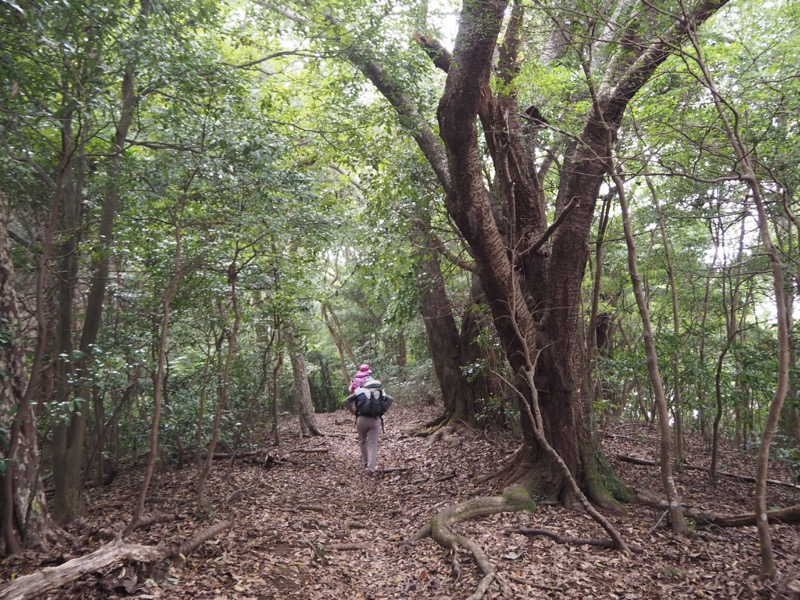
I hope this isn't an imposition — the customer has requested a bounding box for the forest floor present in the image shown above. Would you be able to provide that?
[3,403,800,599]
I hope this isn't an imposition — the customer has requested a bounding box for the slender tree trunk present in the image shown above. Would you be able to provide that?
[711,335,734,480]
[649,178,685,468]
[613,170,688,536]
[321,301,355,389]
[777,209,800,442]
[688,29,790,578]
[52,2,149,523]
[271,333,283,447]
[51,102,85,525]
[197,259,241,508]
[697,255,714,444]
[124,220,182,536]
[586,191,614,425]
[415,234,469,423]
[92,385,105,486]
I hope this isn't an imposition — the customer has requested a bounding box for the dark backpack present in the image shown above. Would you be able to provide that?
[355,380,388,417]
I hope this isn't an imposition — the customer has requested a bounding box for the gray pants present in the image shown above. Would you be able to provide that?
[356,415,382,473]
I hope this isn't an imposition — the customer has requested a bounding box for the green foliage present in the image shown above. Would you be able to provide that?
[2,0,797,485]
[772,435,800,483]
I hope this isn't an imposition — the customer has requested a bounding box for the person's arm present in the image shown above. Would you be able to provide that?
[344,394,357,413]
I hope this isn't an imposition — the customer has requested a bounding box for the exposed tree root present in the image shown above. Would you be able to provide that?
[411,490,535,600]
[507,527,643,553]
[424,424,464,448]
[525,375,630,549]
[0,520,232,600]
[408,412,464,439]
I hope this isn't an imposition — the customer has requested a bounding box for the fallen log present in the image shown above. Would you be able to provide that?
[694,505,800,528]
[616,454,800,491]
[635,487,800,527]
[0,520,232,600]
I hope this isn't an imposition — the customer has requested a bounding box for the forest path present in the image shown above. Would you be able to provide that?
[224,404,507,599]
[4,404,799,598]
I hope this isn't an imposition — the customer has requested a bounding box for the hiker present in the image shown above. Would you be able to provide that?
[348,363,372,393]
[344,379,394,476]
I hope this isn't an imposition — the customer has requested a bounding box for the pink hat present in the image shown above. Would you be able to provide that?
[359,364,370,372]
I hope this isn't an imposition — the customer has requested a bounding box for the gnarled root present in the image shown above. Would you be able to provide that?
[412,490,535,600]
[408,412,451,438]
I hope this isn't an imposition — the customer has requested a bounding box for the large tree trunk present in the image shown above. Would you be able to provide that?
[434,0,727,504]
[276,0,726,505]
[458,274,508,426]
[416,236,467,421]
[0,192,58,554]
[287,328,322,437]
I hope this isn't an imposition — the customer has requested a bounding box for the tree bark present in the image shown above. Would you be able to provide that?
[415,231,469,422]
[433,0,727,505]
[0,192,58,555]
[287,328,322,436]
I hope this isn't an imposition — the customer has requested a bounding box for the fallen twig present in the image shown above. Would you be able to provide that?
[382,466,413,474]
[647,510,669,535]
[327,542,369,551]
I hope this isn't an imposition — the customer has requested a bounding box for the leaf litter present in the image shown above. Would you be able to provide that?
[2,405,799,598]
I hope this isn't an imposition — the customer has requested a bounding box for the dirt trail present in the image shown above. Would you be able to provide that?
[3,405,800,598]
